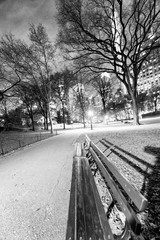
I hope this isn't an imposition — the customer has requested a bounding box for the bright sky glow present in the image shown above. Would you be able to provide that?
[0,0,58,42]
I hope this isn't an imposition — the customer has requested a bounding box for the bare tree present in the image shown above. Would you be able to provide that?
[50,69,76,129]
[56,0,160,124]
[92,76,112,115]
[72,84,89,128]
[28,24,55,133]
[0,35,25,101]
[0,27,55,133]
[15,83,38,131]
[0,25,57,133]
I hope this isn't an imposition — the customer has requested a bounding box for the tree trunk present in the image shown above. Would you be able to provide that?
[154,99,157,112]
[46,118,49,130]
[45,109,48,130]
[48,103,53,134]
[44,115,48,130]
[114,109,118,121]
[48,110,53,134]
[43,117,46,129]
[62,102,66,130]
[31,115,35,131]
[43,116,48,130]
[101,97,106,115]
[82,113,86,128]
[131,93,140,125]
[29,108,35,131]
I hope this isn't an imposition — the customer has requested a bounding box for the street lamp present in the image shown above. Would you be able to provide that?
[88,110,94,130]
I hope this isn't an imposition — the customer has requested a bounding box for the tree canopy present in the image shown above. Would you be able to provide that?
[56,0,160,124]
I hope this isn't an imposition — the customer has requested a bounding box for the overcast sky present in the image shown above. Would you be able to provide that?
[0,0,58,43]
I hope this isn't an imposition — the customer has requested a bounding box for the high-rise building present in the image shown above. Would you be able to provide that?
[137,47,160,93]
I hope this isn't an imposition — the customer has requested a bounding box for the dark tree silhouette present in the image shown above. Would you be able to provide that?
[56,0,160,124]
[50,69,76,129]
[92,76,112,115]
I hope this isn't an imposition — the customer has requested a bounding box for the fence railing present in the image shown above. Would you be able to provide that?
[0,130,58,155]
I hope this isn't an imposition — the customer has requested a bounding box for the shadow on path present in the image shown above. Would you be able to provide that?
[99,139,160,239]
[143,146,160,239]
[100,139,152,177]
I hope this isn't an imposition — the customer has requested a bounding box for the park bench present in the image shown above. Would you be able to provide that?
[66,135,148,240]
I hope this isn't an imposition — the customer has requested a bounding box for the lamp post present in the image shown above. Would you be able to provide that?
[88,110,93,130]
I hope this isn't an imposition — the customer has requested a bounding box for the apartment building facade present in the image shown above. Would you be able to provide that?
[137,48,160,93]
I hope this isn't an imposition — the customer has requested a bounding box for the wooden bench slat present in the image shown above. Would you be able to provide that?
[90,147,141,235]
[74,142,83,157]
[66,155,115,240]
[66,155,77,239]
[76,157,87,239]
[82,156,115,240]
[88,138,148,212]
[82,158,103,239]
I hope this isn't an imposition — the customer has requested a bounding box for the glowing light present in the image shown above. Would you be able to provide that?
[101,72,110,78]
[88,110,94,117]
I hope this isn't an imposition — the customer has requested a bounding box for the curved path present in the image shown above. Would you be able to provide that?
[0,129,86,240]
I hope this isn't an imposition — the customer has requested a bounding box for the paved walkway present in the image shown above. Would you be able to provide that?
[0,130,86,240]
[1,120,158,240]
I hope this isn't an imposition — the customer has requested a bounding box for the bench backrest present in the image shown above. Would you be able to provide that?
[85,135,148,212]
